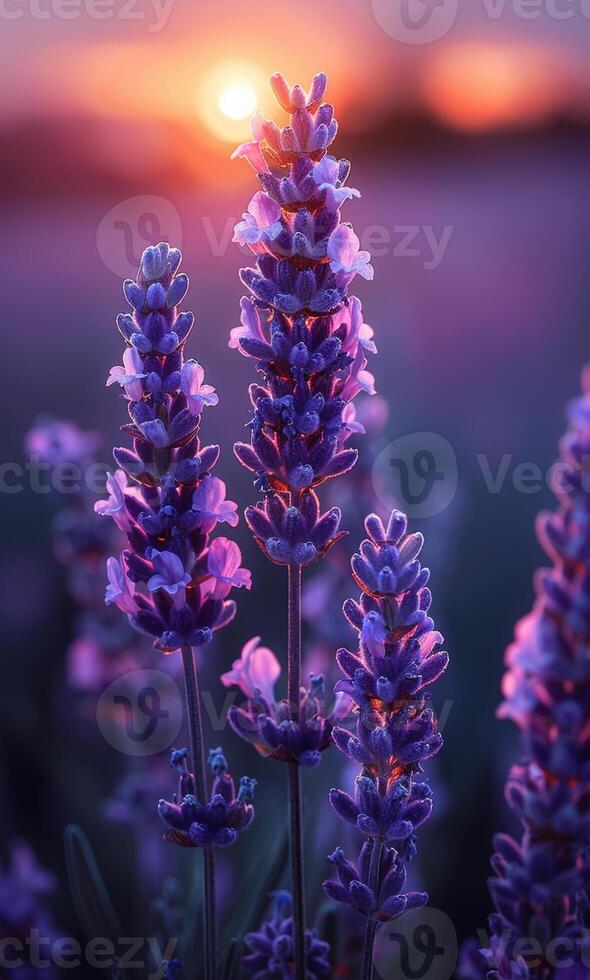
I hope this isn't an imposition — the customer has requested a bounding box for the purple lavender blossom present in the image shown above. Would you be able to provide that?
[25,418,147,691]
[26,417,101,466]
[158,748,256,849]
[243,891,330,978]
[230,71,376,542]
[98,241,251,653]
[244,490,345,567]
[324,509,448,977]
[103,761,170,825]
[0,841,59,980]
[231,70,377,975]
[463,369,590,979]
[222,636,350,767]
[324,845,426,922]
[100,242,252,979]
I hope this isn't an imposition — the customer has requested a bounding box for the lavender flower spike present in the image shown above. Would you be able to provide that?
[462,368,590,980]
[222,636,350,767]
[98,242,251,654]
[243,891,330,979]
[231,70,377,979]
[101,242,251,980]
[324,509,448,979]
[158,748,256,848]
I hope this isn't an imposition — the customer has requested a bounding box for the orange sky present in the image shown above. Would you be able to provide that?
[2,0,589,142]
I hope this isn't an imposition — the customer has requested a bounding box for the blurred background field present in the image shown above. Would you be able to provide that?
[2,0,590,973]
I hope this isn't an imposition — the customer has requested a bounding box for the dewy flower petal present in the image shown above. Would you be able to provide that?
[107,346,146,401]
[231,112,270,173]
[312,155,339,186]
[105,555,136,614]
[339,297,377,356]
[94,469,131,532]
[206,538,252,599]
[341,403,365,440]
[229,297,267,353]
[361,610,387,657]
[192,476,238,531]
[221,635,281,703]
[327,225,374,281]
[180,360,219,416]
[313,155,361,210]
[233,192,282,249]
[147,551,191,596]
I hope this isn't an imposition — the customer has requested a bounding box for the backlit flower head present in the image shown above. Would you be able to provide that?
[158,748,256,849]
[324,509,447,931]
[100,243,250,653]
[224,641,351,768]
[231,72,378,566]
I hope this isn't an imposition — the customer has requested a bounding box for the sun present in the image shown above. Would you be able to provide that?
[218,84,258,121]
[198,62,264,143]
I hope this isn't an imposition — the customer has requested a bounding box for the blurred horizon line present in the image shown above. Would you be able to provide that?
[4,107,590,199]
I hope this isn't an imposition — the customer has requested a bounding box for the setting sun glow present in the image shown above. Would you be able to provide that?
[423,44,565,132]
[197,62,264,143]
[218,84,258,121]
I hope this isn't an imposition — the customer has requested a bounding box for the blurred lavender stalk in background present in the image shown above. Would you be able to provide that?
[25,420,182,920]
[0,841,59,980]
[461,369,590,979]
[25,419,148,693]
